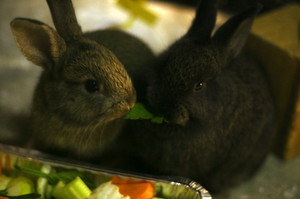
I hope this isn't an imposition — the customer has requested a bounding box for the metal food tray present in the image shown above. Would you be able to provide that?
[0,143,211,199]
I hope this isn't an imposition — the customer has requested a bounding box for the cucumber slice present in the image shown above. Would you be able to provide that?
[6,177,35,196]
[0,175,12,190]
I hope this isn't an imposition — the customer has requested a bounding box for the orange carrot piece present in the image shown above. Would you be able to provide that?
[0,196,10,199]
[117,182,155,199]
[0,156,2,176]
[111,176,155,199]
[5,154,10,175]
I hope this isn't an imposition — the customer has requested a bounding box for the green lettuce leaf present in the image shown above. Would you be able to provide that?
[125,103,167,124]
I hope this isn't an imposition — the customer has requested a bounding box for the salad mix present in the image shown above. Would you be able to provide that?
[0,153,203,199]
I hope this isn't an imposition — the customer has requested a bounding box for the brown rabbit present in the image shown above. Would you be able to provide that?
[10,0,154,160]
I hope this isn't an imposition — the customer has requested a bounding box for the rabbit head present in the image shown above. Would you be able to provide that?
[146,0,261,126]
[10,0,135,125]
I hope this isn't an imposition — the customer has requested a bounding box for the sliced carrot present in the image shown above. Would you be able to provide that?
[0,156,2,176]
[117,182,155,199]
[111,176,155,199]
[0,196,10,199]
[5,155,10,175]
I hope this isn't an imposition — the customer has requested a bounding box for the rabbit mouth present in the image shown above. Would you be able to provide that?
[98,100,133,123]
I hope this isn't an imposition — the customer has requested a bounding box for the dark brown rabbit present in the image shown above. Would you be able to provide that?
[111,0,277,193]
[10,0,154,160]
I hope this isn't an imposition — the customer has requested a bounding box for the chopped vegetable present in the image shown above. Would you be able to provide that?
[0,152,185,199]
[112,176,155,199]
[88,181,129,199]
[5,155,10,175]
[6,177,35,196]
[52,177,91,199]
[37,164,51,199]
[15,165,94,189]
[125,103,168,124]
[0,175,11,190]
[0,156,2,176]
[51,181,65,199]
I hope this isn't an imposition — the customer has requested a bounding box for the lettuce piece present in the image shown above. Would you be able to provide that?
[125,103,168,124]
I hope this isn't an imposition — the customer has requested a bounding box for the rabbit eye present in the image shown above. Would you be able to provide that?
[85,80,99,93]
[193,82,204,92]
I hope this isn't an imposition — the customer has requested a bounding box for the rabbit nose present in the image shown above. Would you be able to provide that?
[127,92,136,109]
[168,104,189,126]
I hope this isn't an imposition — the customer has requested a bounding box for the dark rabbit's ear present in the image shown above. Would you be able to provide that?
[10,18,66,68]
[185,0,218,40]
[212,5,262,60]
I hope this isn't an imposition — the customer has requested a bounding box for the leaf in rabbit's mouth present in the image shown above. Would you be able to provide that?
[125,102,168,124]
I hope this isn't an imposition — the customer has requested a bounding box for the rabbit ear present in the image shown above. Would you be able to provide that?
[46,0,82,43]
[10,18,66,68]
[212,5,262,60]
[185,0,218,40]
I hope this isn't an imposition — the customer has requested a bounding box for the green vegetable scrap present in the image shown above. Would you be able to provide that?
[6,177,35,196]
[37,164,51,199]
[125,103,168,124]
[15,165,95,189]
[52,177,91,199]
[0,176,40,199]
[0,175,11,190]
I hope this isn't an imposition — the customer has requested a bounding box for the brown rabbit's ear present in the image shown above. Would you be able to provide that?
[212,5,262,60]
[10,18,66,68]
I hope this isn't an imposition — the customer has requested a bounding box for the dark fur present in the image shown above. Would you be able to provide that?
[10,0,154,160]
[109,0,277,193]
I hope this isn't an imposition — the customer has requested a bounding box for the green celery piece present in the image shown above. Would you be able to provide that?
[125,103,167,124]
[52,177,91,199]
[64,177,91,199]
[15,165,95,189]
[37,164,51,199]
[52,181,66,199]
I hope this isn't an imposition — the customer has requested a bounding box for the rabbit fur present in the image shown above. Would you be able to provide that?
[10,0,154,160]
[109,0,277,193]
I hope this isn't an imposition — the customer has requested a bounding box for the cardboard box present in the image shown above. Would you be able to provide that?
[246,4,300,159]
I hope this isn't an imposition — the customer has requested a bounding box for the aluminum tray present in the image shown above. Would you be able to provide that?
[0,143,211,199]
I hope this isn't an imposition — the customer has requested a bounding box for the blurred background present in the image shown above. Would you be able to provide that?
[162,0,299,11]
[0,0,299,198]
